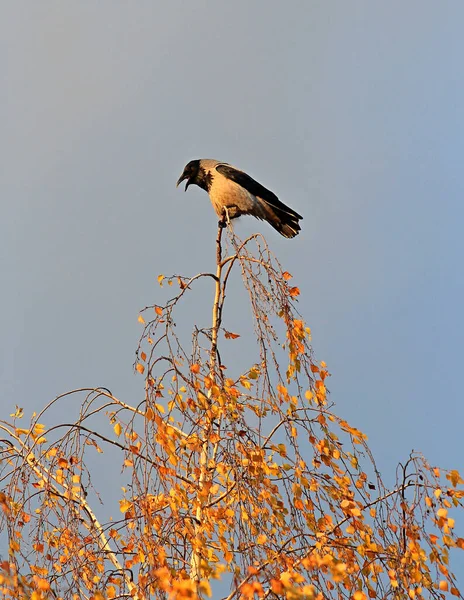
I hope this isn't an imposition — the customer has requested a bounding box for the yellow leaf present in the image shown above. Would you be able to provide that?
[136,363,145,374]
[157,274,164,285]
[138,315,145,324]
[114,423,122,437]
[280,571,293,586]
[241,378,251,390]
[256,534,267,544]
[437,508,448,518]
[120,499,132,513]
[10,405,24,418]
[198,580,212,597]
[353,592,366,600]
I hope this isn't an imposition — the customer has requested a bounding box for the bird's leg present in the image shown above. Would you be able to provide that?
[218,207,229,228]
[219,206,240,228]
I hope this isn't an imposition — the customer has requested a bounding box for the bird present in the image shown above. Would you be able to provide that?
[176,159,302,238]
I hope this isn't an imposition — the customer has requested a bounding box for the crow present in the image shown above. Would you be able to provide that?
[176,159,302,238]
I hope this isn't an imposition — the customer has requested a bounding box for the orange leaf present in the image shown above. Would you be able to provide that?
[155,306,163,316]
[136,363,145,374]
[271,580,284,594]
[190,364,200,374]
[447,470,464,487]
[439,581,449,592]
[224,330,240,340]
[283,271,292,280]
[289,286,300,298]
[34,577,50,591]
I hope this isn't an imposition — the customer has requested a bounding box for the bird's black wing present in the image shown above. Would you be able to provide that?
[216,164,303,219]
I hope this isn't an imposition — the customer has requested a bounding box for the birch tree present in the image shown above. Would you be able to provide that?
[1,225,463,600]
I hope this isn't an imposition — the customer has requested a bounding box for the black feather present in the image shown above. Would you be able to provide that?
[216,164,302,220]
[198,167,213,193]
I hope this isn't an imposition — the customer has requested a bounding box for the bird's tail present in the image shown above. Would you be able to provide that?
[262,203,302,238]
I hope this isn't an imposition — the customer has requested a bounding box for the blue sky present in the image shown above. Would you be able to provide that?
[2,0,464,518]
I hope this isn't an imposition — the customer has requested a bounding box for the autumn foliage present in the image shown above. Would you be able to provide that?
[1,226,463,600]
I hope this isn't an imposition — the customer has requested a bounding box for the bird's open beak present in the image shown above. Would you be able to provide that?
[176,173,190,191]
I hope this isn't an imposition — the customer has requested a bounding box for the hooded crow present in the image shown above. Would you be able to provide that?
[176,159,302,238]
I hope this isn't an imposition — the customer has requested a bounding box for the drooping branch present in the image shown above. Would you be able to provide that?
[1,223,463,600]
[1,424,140,600]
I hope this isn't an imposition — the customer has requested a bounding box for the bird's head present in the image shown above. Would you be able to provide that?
[176,160,201,191]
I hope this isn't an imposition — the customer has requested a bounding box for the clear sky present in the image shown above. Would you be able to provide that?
[2,1,464,510]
